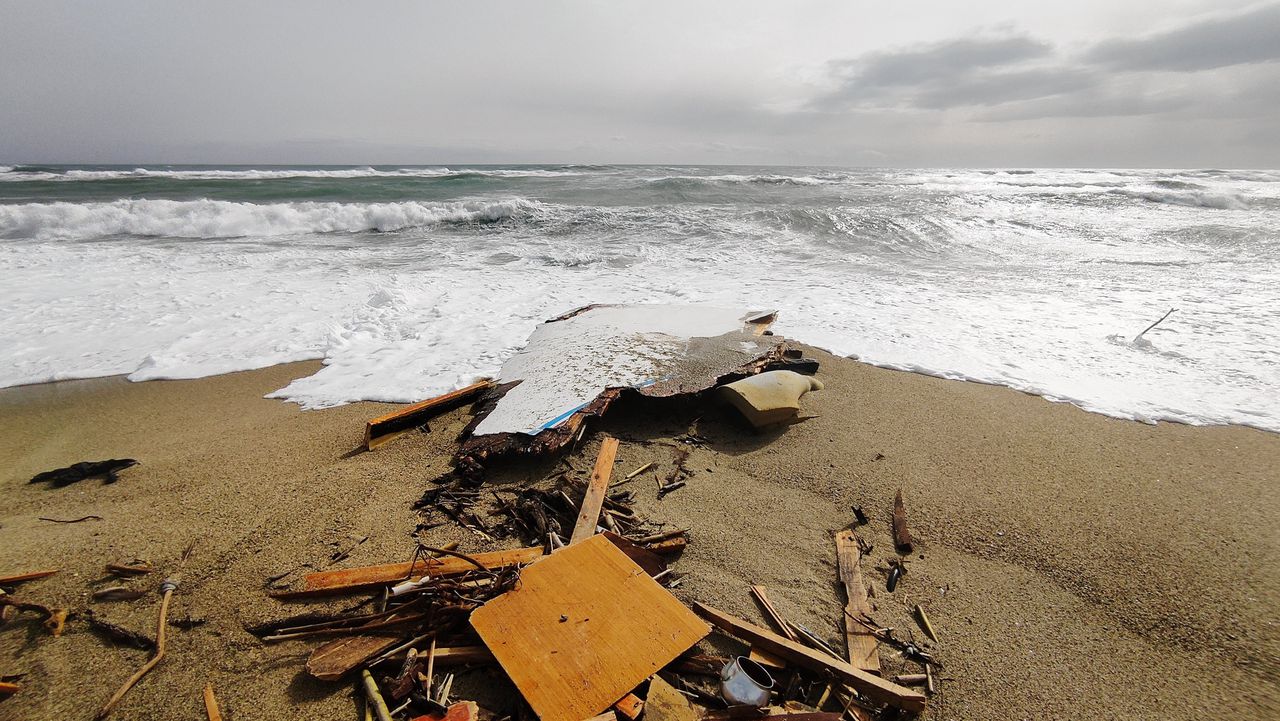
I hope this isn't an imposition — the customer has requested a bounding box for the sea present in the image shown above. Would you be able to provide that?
[1,164,1277,432]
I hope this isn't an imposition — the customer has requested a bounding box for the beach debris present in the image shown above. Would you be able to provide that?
[95,539,194,720]
[38,514,103,523]
[913,604,938,643]
[894,674,927,685]
[834,531,880,673]
[364,380,496,451]
[0,595,68,636]
[891,490,913,553]
[720,655,775,707]
[885,561,906,593]
[455,304,787,474]
[0,569,59,586]
[362,669,394,721]
[107,562,154,577]
[618,462,655,485]
[84,609,155,651]
[29,459,137,486]
[275,546,543,599]
[850,506,868,525]
[718,371,824,428]
[614,692,645,720]
[693,603,926,713]
[0,681,19,698]
[308,635,404,682]
[470,536,709,721]
[202,684,223,721]
[749,585,799,642]
[1133,307,1177,343]
[569,436,620,544]
[925,663,937,695]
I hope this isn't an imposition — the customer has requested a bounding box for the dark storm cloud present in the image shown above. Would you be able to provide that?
[813,3,1280,117]
[1085,2,1280,71]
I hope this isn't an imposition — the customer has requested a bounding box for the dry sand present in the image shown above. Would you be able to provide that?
[0,350,1277,720]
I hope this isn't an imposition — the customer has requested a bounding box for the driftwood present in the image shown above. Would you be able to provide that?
[29,459,137,486]
[0,569,59,585]
[364,380,495,451]
[1133,307,1177,343]
[891,490,913,552]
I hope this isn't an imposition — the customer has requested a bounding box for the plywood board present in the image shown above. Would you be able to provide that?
[470,535,709,721]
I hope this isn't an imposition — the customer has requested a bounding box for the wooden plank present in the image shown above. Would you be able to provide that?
[644,536,688,555]
[471,535,709,721]
[749,585,798,641]
[364,380,495,450]
[0,569,59,585]
[569,436,620,544]
[307,634,402,681]
[834,531,880,674]
[297,547,543,595]
[891,489,913,552]
[692,603,925,713]
[203,684,223,721]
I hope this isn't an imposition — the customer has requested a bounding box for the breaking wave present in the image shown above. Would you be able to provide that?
[0,165,599,182]
[0,198,538,240]
[1117,189,1250,210]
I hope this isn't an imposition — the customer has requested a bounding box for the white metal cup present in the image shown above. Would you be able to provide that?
[719,655,774,707]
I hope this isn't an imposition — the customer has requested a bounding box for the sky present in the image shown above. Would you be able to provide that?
[1,0,1276,167]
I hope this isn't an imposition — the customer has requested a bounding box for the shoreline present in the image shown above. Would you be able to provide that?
[1,350,1277,720]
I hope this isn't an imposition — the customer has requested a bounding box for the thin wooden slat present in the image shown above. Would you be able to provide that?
[569,436,620,544]
[364,380,495,450]
[891,489,913,552]
[471,535,709,721]
[298,547,544,595]
[692,602,925,713]
[203,684,223,721]
[835,531,880,674]
[749,585,798,642]
[0,569,59,585]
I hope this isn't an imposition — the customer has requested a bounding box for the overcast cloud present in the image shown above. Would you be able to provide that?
[0,0,1275,167]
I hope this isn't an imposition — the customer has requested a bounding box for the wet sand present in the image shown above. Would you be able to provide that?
[0,350,1276,720]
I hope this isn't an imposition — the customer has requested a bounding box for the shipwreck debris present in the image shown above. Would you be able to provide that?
[718,371,824,428]
[834,531,880,674]
[365,380,496,451]
[470,536,709,721]
[891,490,913,553]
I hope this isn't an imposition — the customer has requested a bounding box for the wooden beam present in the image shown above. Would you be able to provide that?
[692,603,926,713]
[293,547,544,596]
[569,436,620,544]
[834,531,880,674]
[364,380,495,451]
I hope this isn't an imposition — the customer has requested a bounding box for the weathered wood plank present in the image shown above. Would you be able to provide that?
[569,436,620,544]
[297,547,544,595]
[692,602,925,713]
[891,489,913,552]
[835,531,880,674]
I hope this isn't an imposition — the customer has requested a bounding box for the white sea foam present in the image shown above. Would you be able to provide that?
[0,166,597,182]
[0,198,536,240]
[1,167,1278,434]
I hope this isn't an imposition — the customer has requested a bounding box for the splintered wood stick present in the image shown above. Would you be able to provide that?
[914,604,938,642]
[0,569,59,585]
[749,585,799,642]
[202,684,223,721]
[1134,307,1176,342]
[361,670,393,721]
[892,490,913,552]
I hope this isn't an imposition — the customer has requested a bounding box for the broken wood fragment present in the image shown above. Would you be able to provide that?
[0,681,19,697]
[601,532,667,577]
[203,684,223,721]
[0,569,59,585]
[364,380,495,451]
[570,436,620,544]
[749,585,798,642]
[834,531,880,674]
[644,536,688,556]
[287,546,544,597]
[891,490,913,553]
[692,602,926,713]
[307,634,402,681]
[107,562,154,577]
[613,692,644,720]
[361,669,394,721]
[894,674,927,685]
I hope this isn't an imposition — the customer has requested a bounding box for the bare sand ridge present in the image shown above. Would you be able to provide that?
[0,350,1276,720]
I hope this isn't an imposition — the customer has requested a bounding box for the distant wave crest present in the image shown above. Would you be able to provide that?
[0,166,600,182]
[1116,189,1249,210]
[0,198,537,240]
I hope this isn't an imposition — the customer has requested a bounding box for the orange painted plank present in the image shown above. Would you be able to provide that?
[471,535,708,721]
[365,380,494,450]
[570,436,620,544]
[300,547,543,594]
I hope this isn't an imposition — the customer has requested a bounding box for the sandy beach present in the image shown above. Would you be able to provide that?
[1,350,1277,721]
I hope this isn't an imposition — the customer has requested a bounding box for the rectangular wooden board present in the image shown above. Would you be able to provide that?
[299,546,544,594]
[470,535,709,721]
[835,530,880,674]
[569,436,620,543]
[365,380,494,450]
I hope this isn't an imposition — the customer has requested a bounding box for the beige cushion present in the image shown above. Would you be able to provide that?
[719,370,824,427]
